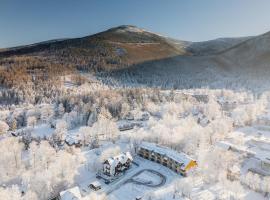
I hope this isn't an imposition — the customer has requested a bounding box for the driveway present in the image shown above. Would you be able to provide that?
[107,169,166,194]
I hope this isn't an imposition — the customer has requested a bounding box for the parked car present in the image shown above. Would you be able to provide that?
[89,181,101,191]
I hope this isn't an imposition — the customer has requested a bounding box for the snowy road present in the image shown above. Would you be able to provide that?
[107,169,166,194]
[126,169,166,187]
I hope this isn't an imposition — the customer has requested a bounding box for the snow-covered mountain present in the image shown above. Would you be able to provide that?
[0,25,269,92]
[186,37,252,56]
[219,31,270,70]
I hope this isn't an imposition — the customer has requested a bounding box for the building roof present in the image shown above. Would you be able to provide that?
[216,141,256,156]
[256,153,270,164]
[60,186,81,200]
[90,181,101,187]
[216,141,231,150]
[263,157,270,164]
[104,152,133,168]
[140,142,195,169]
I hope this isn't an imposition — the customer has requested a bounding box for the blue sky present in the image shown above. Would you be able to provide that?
[1,0,270,48]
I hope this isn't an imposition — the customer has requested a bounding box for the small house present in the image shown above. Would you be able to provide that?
[60,186,82,200]
[103,152,133,177]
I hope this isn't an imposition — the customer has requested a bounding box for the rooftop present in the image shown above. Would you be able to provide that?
[60,186,82,200]
[140,142,195,168]
[106,152,133,168]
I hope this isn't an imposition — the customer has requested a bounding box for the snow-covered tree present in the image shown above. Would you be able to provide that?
[200,147,237,183]
[0,137,23,183]
[0,185,22,200]
[40,105,54,124]
[78,126,92,146]
[0,120,9,135]
[91,115,119,142]
[57,103,65,117]
[87,192,108,200]
[27,116,37,128]
[100,146,121,162]
[87,109,97,127]
[52,120,67,146]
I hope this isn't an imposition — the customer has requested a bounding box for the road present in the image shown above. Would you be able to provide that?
[107,169,166,194]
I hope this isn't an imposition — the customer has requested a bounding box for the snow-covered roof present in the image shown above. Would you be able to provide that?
[216,141,256,155]
[216,141,231,150]
[65,134,81,145]
[262,157,270,164]
[90,181,101,187]
[104,152,133,168]
[255,153,270,164]
[126,152,133,161]
[60,186,82,200]
[140,142,195,169]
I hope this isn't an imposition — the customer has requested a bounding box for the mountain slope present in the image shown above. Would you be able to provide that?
[0,25,188,72]
[219,31,270,72]
[0,25,250,70]
[186,37,252,56]
[104,31,270,91]
[0,25,267,93]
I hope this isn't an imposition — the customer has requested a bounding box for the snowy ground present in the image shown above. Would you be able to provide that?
[32,124,54,138]
[70,146,181,200]
[107,157,179,200]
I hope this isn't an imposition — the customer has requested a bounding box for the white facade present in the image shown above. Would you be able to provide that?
[138,142,197,175]
[103,152,133,176]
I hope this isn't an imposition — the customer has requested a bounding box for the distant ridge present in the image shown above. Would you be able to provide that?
[1,25,269,91]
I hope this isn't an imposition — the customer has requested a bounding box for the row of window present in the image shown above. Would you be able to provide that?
[138,151,185,175]
[139,149,184,168]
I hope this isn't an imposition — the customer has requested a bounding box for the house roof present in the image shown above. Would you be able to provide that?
[104,152,133,168]
[140,142,195,169]
[256,153,270,164]
[216,141,256,156]
[60,186,81,200]
[216,141,231,150]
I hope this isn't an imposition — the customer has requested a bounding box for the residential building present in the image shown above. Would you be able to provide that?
[103,152,133,177]
[137,142,197,176]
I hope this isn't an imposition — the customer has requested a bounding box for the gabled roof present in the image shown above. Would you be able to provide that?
[140,142,195,170]
[104,152,133,168]
[60,186,81,200]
